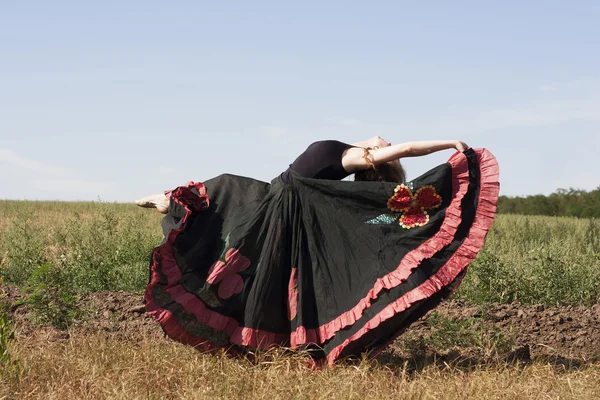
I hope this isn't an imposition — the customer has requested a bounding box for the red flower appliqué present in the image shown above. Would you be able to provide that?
[387,184,442,229]
[206,248,251,299]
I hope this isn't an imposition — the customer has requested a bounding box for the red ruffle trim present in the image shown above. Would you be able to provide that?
[324,148,500,365]
[290,150,471,347]
[144,149,499,360]
[145,183,288,350]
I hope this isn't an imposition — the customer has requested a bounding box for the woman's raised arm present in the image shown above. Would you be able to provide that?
[342,140,469,172]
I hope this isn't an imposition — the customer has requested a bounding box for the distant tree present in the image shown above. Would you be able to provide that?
[497,186,600,218]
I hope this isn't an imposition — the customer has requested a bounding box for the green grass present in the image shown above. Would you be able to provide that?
[0,200,162,294]
[456,215,600,306]
[0,200,599,307]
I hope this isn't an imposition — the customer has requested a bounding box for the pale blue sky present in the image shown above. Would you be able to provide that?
[1,1,599,201]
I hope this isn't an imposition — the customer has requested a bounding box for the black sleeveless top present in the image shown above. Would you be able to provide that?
[280,140,354,184]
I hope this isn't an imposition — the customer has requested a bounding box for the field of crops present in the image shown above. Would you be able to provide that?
[1,200,599,399]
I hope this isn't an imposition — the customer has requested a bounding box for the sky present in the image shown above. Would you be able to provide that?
[1,1,599,202]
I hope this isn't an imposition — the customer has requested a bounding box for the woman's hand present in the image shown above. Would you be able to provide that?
[454,141,470,152]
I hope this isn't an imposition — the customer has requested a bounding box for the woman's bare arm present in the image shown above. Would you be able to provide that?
[342,140,469,172]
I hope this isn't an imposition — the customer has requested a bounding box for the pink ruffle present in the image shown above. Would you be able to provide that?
[144,149,499,360]
[145,183,287,350]
[325,148,500,365]
[290,150,471,347]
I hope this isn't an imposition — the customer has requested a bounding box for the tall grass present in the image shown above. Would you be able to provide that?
[457,215,600,306]
[0,200,162,294]
[1,200,599,306]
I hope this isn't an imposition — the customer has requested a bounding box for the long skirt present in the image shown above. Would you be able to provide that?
[144,148,499,365]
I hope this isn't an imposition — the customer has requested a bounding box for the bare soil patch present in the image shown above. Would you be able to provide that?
[3,286,599,365]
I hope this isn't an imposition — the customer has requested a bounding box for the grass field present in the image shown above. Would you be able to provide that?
[1,200,599,399]
[1,200,598,306]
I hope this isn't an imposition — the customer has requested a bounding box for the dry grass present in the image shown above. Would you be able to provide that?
[1,332,599,399]
[2,202,600,399]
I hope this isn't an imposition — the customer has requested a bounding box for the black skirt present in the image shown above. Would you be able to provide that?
[144,148,500,365]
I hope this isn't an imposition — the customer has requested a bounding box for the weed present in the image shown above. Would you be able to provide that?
[0,200,161,295]
[457,215,600,306]
[23,264,82,330]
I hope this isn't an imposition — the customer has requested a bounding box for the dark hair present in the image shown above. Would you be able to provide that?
[354,147,406,183]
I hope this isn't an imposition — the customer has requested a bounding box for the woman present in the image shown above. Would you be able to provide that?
[138,137,499,365]
[136,137,470,212]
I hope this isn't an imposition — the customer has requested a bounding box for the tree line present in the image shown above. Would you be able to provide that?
[497,187,600,218]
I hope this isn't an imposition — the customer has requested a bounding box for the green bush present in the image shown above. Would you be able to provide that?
[23,264,82,330]
[1,216,46,284]
[0,200,162,295]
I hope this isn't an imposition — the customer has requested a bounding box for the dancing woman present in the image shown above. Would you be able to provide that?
[138,137,499,365]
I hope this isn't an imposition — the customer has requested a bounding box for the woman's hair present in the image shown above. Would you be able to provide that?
[354,147,406,183]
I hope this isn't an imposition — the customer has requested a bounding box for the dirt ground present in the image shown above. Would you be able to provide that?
[3,286,599,366]
[386,299,600,367]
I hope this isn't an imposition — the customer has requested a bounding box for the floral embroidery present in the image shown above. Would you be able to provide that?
[367,184,442,229]
[206,248,251,299]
